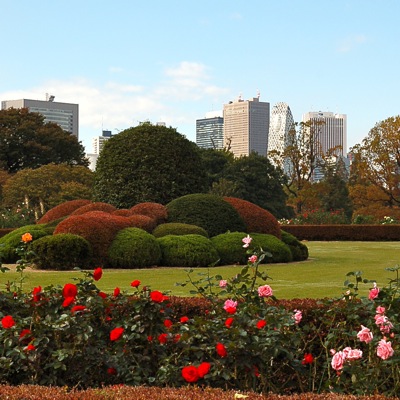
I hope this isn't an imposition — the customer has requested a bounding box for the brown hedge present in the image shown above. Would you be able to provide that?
[130,202,168,224]
[223,197,281,238]
[70,202,116,216]
[113,209,135,216]
[37,199,92,224]
[127,214,157,233]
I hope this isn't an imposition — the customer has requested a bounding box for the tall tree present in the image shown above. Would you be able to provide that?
[0,108,88,173]
[94,123,208,207]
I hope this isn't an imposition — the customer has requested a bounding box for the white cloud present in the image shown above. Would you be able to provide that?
[337,34,367,53]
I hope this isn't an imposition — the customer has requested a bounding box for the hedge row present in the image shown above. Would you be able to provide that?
[281,225,400,241]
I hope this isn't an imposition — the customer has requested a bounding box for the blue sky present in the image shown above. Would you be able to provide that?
[1,0,399,153]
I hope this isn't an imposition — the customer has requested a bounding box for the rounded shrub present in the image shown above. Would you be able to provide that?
[251,233,293,263]
[210,232,249,266]
[152,223,208,238]
[280,230,309,261]
[107,228,161,269]
[113,209,134,217]
[130,202,168,225]
[70,202,116,216]
[37,199,92,224]
[54,211,132,264]
[166,194,246,238]
[223,197,281,238]
[0,225,49,263]
[30,234,93,270]
[157,234,219,267]
[127,214,157,233]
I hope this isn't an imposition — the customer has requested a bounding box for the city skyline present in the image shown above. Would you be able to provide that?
[1,1,399,153]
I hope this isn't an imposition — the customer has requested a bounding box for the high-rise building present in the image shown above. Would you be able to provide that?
[302,111,347,157]
[196,111,224,149]
[268,102,295,158]
[223,94,270,157]
[92,130,113,155]
[1,96,79,138]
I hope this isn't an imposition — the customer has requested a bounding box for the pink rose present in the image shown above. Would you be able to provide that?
[242,235,252,248]
[377,339,394,360]
[331,351,346,371]
[223,299,237,314]
[257,285,273,298]
[219,280,227,288]
[357,325,373,343]
[248,255,258,264]
[292,309,302,324]
[376,306,386,315]
[343,347,362,361]
[368,283,379,300]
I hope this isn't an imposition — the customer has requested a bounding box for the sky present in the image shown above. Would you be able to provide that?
[1,0,399,153]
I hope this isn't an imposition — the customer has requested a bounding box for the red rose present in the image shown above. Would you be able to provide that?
[93,267,103,281]
[1,315,16,329]
[110,327,124,341]
[131,280,141,288]
[107,367,117,375]
[150,290,168,303]
[25,344,36,351]
[225,317,234,328]
[158,333,168,344]
[113,287,120,297]
[71,305,86,314]
[197,362,211,378]
[181,365,199,383]
[62,283,77,299]
[216,342,227,358]
[62,296,75,308]
[174,334,181,343]
[19,329,32,340]
[180,316,189,323]
[256,320,267,329]
[98,291,107,299]
[164,319,173,329]
[32,286,42,302]
[302,353,314,365]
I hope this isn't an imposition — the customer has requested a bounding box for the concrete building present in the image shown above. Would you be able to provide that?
[223,93,269,157]
[1,96,79,138]
[196,111,224,149]
[87,130,114,171]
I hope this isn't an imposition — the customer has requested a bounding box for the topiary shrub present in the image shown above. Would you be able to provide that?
[280,230,309,261]
[157,234,219,267]
[30,234,93,270]
[210,232,249,265]
[130,202,168,225]
[223,197,281,239]
[152,223,208,238]
[107,228,161,269]
[127,214,157,233]
[53,211,132,264]
[113,209,134,217]
[251,233,293,263]
[70,202,116,216]
[0,225,49,263]
[166,194,246,238]
[37,199,92,224]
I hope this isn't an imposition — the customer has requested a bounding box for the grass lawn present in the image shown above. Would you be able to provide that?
[2,241,400,299]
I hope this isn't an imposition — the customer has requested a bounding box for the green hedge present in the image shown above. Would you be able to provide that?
[153,223,208,238]
[280,230,309,261]
[251,233,293,263]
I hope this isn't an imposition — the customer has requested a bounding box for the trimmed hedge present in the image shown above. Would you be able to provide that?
[70,202,116,216]
[30,233,93,270]
[223,197,281,238]
[250,233,293,263]
[127,214,157,233]
[167,194,246,238]
[280,230,309,261]
[152,222,209,238]
[36,199,92,224]
[130,202,168,225]
[157,234,219,267]
[107,228,161,268]
[0,225,49,263]
[210,232,249,265]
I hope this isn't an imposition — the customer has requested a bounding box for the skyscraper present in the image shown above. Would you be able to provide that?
[1,97,79,138]
[196,111,224,149]
[92,130,113,155]
[302,111,347,157]
[268,102,295,158]
[223,94,270,157]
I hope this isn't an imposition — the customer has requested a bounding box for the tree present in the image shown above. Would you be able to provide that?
[2,164,94,217]
[94,123,208,208]
[0,108,88,173]
[349,115,400,208]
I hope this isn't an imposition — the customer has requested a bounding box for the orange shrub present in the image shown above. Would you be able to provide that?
[53,211,132,264]
[70,202,116,216]
[113,209,135,217]
[130,202,168,224]
[127,214,157,233]
[37,199,92,224]
[223,197,281,239]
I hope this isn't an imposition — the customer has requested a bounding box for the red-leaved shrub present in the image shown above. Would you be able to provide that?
[130,202,168,224]
[37,199,92,224]
[127,214,157,233]
[113,209,135,217]
[70,202,116,216]
[223,197,281,239]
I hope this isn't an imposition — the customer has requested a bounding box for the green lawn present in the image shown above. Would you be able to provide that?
[2,241,400,299]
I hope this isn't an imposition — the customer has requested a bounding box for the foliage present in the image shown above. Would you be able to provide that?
[127,214,157,233]
[280,230,309,261]
[0,225,49,262]
[94,123,208,208]
[71,202,116,216]
[37,199,92,224]
[157,234,219,267]
[30,234,93,270]
[210,232,252,265]
[284,209,349,225]
[153,223,209,238]
[107,228,161,269]
[0,107,88,173]
[166,193,246,238]
[2,165,93,218]
[130,202,168,225]
[250,233,293,263]
[223,197,281,238]
[0,206,37,228]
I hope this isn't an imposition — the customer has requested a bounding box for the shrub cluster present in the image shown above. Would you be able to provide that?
[152,222,208,238]
[70,202,117,216]
[130,202,168,225]
[37,199,92,224]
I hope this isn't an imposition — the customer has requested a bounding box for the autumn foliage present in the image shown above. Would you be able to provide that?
[37,199,92,224]
[130,202,168,224]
